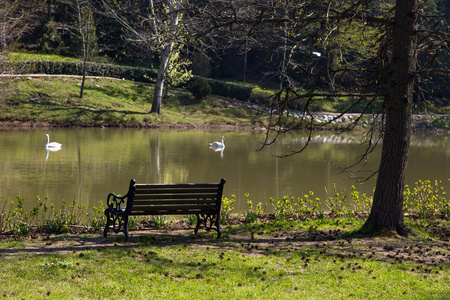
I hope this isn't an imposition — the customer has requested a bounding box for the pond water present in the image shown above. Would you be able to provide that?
[0,128,449,212]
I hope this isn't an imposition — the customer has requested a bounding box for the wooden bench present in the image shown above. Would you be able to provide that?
[103,178,226,241]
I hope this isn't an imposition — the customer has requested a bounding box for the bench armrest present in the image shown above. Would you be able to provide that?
[105,179,136,214]
[106,192,128,213]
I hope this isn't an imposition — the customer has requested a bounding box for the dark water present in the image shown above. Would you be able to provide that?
[0,128,448,212]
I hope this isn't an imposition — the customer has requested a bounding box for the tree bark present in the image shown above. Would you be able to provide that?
[361,0,419,236]
[150,0,181,114]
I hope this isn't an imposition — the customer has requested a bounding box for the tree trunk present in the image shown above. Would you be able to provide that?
[150,0,180,114]
[361,0,419,236]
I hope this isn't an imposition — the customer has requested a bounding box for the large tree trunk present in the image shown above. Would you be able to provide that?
[361,0,419,236]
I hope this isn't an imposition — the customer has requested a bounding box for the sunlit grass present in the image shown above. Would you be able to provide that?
[6,51,79,62]
[0,220,448,299]
[1,76,262,127]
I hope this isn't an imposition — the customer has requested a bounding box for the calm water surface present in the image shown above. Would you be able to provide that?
[0,128,448,212]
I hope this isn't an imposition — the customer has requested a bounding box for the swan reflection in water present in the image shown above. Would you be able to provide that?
[209,136,225,158]
[210,146,225,158]
[45,134,62,159]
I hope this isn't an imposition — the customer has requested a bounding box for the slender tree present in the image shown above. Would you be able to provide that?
[102,0,188,114]
[73,0,98,98]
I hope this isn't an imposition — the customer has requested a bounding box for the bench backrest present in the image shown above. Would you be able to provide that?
[126,179,226,216]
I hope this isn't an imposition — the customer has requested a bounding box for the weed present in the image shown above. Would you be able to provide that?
[45,218,69,233]
[324,184,349,217]
[294,191,320,220]
[269,196,294,221]
[221,195,236,224]
[404,179,447,218]
[152,215,166,228]
[87,202,106,232]
[244,193,264,223]
[185,214,197,226]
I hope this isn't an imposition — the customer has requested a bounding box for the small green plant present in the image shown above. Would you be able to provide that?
[12,221,32,236]
[152,215,166,228]
[349,185,373,215]
[269,196,294,221]
[45,218,69,233]
[128,216,138,230]
[244,193,264,223]
[294,191,320,220]
[404,179,447,219]
[324,185,349,217]
[87,202,106,232]
[185,214,197,226]
[0,196,12,232]
[221,195,236,224]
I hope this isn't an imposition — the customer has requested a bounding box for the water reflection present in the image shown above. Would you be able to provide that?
[0,128,448,213]
[45,147,62,160]
[210,146,225,158]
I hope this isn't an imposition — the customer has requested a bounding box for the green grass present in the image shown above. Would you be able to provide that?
[0,217,448,299]
[0,76,264,127]
[6,51,80,62]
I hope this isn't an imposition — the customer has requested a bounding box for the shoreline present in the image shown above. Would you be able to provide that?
[1,114,448,133]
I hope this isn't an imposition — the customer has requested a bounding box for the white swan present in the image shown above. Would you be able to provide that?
[45,134,62,149]
[209,136,225,149]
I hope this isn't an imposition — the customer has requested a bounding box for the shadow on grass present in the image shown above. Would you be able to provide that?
[1,220,449,272]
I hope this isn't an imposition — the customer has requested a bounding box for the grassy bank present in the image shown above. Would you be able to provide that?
[0,76,264,128]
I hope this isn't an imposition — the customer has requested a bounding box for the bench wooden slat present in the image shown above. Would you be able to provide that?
[130,206,217,215]
[132,199,217,205]
[133,194,218,200]
[132,204,217,211]
[134,188,220,195]
[135,183,220,189]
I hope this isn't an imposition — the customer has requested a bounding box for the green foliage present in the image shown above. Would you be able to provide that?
[45,218,69,234]
[37,18,63,54]
[188,78,212,99]
[349,185,373,215]
[10,195,32,236]
[165,45,192,91]
[151,215,166,228]
[325,185,350,217]
[404,179,448,218]
[207,78,252,101]
[244,193,264,223]
[269,196,294,221]
[87,201,106,232]
[14,60,158,83]
[185,214,197,226]
[269,193,320,221]
[221,195,236,224]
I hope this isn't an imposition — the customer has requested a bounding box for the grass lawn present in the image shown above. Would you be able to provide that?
[0,217,448,299]
[0,75,264,128]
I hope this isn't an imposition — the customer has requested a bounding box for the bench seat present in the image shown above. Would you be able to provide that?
[103,179,226,241]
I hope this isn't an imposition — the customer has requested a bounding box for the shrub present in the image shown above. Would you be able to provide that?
[188,78,212,99]
[37,18,63,54]
[221,195,236,224]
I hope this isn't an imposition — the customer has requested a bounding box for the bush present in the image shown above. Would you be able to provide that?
[188,78,212,99]
[37,18,63,54]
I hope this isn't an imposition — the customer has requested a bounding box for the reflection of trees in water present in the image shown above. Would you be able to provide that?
[283,131,448,150]
[150,133,189,184]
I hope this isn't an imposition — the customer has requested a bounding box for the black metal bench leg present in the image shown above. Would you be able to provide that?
[103,210,110,238]
[124,216,129,242]
[216,213,221,238]
[194,214,201,235]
